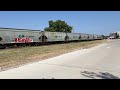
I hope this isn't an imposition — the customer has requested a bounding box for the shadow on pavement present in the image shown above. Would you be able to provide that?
[81,71,120,79]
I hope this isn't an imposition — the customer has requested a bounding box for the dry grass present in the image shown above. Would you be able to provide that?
[0,40,107,70]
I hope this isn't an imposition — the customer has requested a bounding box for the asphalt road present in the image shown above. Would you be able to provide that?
[0,39,120,79]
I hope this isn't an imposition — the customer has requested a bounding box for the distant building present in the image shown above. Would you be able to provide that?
[109,32,119,39]
[116,32,120,38]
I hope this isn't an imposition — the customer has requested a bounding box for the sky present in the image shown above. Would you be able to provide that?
[0,11,120,35]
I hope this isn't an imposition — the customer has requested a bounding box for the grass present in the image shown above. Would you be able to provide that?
[0,40,107,70]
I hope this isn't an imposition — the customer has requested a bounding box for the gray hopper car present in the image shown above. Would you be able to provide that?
[0,28,42,44]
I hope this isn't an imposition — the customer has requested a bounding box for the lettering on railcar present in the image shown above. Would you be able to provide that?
[14,34,33,43]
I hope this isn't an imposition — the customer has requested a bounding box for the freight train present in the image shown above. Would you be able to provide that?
[0,28,103,49]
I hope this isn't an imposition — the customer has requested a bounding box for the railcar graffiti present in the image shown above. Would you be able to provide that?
[14,34,33,43]
[14,37,33,43]
[14,35,33,43]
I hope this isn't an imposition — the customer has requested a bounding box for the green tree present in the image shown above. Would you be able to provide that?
[44,20,73,33]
